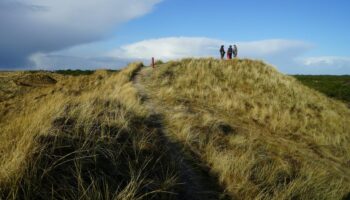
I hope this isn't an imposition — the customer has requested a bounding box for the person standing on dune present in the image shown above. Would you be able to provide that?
[227,45,233,60]
[233,44,238,58]
[220,45,226,60]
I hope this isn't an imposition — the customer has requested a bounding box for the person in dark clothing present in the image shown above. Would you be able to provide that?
[227,45,233,60]
[233,44,238,58]
[220,45,226,59]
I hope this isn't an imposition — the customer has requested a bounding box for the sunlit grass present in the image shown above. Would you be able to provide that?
[1,58,349,199]
[141,58,350,200]
[0,64,183,199]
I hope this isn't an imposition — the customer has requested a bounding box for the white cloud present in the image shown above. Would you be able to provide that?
[0,0,162,68]
[30,36,350,74]
[302,56,350,67]
[237,40,312,57]
[109,37,225,60]
[108,37,350,74]
[109,37,311,61]
[29,52,131,70]
[291,56,350,74]
[107,37,313,73]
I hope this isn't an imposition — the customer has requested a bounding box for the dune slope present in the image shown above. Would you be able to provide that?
[139,58,350,200]
[1,59,350,200]
[0,64,209,200]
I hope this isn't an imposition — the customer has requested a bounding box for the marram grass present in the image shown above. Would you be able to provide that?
[1,58,349,200]
[140,58,350,200]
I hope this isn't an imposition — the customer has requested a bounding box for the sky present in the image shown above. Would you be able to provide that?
[1,0,350,74]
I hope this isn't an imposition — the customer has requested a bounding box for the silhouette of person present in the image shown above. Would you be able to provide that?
[233,45,238,58]
[220,45,226,60]
[227,45,233,60]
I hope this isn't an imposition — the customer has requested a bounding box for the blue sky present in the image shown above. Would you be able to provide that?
[117,0,349,51]
[114,0,350,58]
[1,0,350,74]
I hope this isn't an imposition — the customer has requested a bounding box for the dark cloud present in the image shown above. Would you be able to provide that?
[0,0,161,69]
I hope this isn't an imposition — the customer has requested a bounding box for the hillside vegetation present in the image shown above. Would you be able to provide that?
[140,59,350,200]
[0,64,216,200]
[0,59,349,200]
[294,75,350,106]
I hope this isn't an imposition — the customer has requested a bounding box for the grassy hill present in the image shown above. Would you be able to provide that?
[139,59,350,200]
[0,59,349,200]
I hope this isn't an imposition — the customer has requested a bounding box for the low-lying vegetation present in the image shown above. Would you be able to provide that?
[294,75,350,106]
[140,58,350,200]
[54,69,96,76]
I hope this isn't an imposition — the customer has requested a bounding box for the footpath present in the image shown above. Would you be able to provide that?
[132,66,231,200]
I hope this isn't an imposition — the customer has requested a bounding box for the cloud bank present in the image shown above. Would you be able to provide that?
[106,37,349,74]
[0,0,161,68]
[302,56,350,68]
[294,56,350,74]
[20,36,350,74]
[110,37,312,60]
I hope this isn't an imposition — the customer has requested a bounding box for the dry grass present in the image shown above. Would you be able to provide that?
[0,64,186,199]
[2,58,350,200]
[140,58,350,200]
